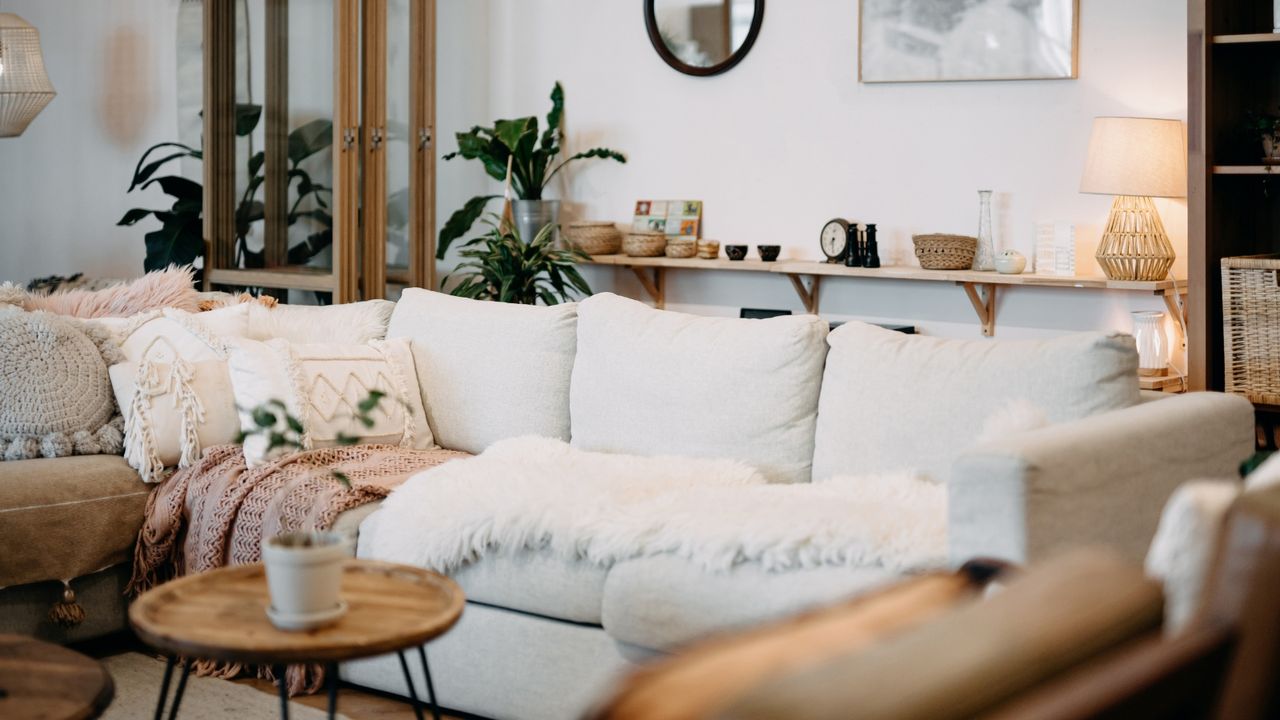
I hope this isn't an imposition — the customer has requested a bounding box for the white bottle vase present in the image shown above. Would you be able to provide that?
[1131,311,1169,377]
[973,190,996,271]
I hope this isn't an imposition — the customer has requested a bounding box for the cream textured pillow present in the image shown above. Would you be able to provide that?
[225,337,435,467]
[246,299,394,344]
[387,289,578,454]
[570,293,830,484]
[109,305,251,482]
[811,322,1140,482]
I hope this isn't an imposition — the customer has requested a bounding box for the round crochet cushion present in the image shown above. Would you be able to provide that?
[0,309,123,459]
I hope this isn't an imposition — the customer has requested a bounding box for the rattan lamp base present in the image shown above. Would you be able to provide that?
[1094,195,1176,281]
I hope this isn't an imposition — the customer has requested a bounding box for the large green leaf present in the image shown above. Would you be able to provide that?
[141,175,204,202]
[143,215,203,272]
[437,194,499,260]
[541,82,564,151]
[131,151,197,192]
[128,142,200,192]
[544,147,627,185]
[235,104,263,137]
[494,117,536,153]
[117,208,156,227]
[288,118,333,164]
[248,150,265,178]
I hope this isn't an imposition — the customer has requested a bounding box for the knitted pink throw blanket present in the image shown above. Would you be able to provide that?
[129,443,469,694]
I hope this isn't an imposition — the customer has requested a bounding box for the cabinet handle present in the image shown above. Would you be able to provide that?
[370,127,385,150]
[341,127,357,151]
[418,127,432,150]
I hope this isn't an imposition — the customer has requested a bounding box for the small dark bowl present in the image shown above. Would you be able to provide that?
[757,245,781,262]
[725,245,748,261]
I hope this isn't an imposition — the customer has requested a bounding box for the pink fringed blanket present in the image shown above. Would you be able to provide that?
[130,443,469,694]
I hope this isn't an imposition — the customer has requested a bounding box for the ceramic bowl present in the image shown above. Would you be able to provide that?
[995,250,1027,275]
[725,245,748,261]
[757,245,781,262]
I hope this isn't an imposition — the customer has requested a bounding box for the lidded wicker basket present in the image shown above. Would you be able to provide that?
[623,232,667,257]
[1222,254,1280,404]
[563,222,622,255]
[665,238,696,258]
[912,234,978,270]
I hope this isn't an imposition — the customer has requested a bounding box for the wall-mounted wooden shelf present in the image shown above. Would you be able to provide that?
[1212,165,1280,174]
[1212,33,1280,44]
[583,254,1187,337]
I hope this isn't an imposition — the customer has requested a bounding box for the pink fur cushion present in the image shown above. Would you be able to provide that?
[3,266,201,319]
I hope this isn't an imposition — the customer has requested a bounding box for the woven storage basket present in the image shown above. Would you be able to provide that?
[696,240,720,259]
[564,222,622,255]
[665,238,696,259]
[623,232,667,257]
[1223,254,1280,404]
[913,234,977,270]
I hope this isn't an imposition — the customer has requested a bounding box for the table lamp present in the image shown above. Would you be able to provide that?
[1080,117,1186,281]
[0,13,56,138]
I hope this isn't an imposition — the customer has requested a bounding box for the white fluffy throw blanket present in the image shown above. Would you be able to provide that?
[358,437,946,575]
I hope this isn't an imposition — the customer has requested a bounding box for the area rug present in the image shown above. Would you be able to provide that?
[100,652,349,719]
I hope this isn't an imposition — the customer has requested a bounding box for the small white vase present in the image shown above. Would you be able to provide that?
[262,531,354,631]
[1131,311,1169,377]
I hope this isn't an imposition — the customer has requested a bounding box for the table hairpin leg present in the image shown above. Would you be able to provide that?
[273,665,289,720]
[153,656,192,720]
[417,646,441,720]
[397,650,427,720]
[326,663,340,720]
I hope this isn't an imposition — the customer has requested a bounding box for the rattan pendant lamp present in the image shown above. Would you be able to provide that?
[1080,117,1187,281]
[0,13,55,137]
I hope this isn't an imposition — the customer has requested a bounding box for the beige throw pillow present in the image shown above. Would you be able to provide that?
[225,337,435,467]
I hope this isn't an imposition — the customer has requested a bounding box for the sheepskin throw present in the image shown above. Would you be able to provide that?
[0,265,201,319]
[0,309,125,460]
[359,437,948,576]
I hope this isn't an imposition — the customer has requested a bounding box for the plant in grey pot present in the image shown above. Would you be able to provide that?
[438,82,626,260]
[445,216,591,305]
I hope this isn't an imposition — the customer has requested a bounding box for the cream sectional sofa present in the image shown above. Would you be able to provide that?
[339,290,1255,720]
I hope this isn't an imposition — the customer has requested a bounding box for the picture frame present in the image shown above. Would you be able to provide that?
[858,0,1079,84]
[632,200,703,238]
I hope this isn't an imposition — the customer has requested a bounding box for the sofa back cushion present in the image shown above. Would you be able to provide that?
[570,293,828,484]
[811,322,1140,482]
[247,299,394,344]
[387,289,578,454]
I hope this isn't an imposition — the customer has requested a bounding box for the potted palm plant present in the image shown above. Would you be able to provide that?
[439,82,626,259]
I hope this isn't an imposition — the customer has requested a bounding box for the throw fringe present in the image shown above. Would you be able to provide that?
[125,359,166,484]
[170,357,207,467]
[48,580,85,628]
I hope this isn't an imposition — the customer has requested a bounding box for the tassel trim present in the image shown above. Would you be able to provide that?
[48,580,85,628]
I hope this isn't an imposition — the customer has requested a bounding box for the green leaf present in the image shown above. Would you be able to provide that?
[494,117,536,154]
[541,82,564,151]
[437,195,499,260]
[286,416,305,434]
[131,151,196,192]
[331,470,352,489]
[288,118,333,164]
[544,147,626,185]
[117,208,155,227]
[235,104,263,137]
[357,390,387,414]
[141,175,204,203]
[128,142,201,193]
[143,215,203,272]
[248,150,265,178]
[252,407,278,429]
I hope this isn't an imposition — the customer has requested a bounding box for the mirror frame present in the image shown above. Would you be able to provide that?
[644,0,765,77]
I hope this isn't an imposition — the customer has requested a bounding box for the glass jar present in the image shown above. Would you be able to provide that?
[973,189,996,271]
[1131,311,1169,376]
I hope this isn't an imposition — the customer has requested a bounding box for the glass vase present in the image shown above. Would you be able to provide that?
[1131,311,1169,376]
[973,190,996,271]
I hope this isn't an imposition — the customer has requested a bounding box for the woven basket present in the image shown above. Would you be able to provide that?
[623,232,667,257]
[696,240,720,259]
[913,234,977,270]
[665,238,696,259]
[563,222,622,255]
[1223,255,1280,404]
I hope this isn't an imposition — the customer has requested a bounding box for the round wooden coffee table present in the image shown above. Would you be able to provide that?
[130,559,464,720]
[0,634,114,719]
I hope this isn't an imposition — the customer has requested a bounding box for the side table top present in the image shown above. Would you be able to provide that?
[129,559,465,664]
[0,634,114,720]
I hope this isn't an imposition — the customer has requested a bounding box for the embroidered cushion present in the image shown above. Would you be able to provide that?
[107,305,250,482]
[225,337,435,467]
[0,308,125,460]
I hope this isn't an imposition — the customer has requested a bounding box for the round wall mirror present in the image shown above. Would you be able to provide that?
[645,0,764,77]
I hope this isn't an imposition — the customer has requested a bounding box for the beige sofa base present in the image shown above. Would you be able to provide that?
[0,563,133,643]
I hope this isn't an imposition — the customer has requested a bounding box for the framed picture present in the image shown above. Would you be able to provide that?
[632,200,703,238]
[858,0,1079,83]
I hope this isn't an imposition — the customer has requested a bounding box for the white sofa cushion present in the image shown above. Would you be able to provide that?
[387,289,578,454]
[225,337,434,467]
[246,299,394,344]
[812,322,1140,482]
[570,293,829,484]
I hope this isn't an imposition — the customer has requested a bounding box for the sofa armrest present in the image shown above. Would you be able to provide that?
[949,392,1255,567]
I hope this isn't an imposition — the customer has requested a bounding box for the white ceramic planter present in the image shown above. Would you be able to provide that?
[261,531,354,631]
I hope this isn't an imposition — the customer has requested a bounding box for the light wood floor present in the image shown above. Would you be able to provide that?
[237,676,464,719]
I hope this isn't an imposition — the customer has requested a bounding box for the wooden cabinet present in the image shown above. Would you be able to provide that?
[200,0,436,302]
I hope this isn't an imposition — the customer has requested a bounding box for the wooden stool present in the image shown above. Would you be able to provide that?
[130,559,464,720]
[0,634,114,720]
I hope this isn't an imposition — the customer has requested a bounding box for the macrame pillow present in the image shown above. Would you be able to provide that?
[225,337,436,467]
[108,304,251,482]
[0,308,125,460]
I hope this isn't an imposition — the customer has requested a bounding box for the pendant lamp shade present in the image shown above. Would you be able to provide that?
[0,13,55,138]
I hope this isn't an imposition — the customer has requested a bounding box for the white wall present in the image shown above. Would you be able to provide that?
[482,0,1189,350]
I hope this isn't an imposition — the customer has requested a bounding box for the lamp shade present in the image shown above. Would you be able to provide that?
[1080,117,1186,198]
[0,13,55,138]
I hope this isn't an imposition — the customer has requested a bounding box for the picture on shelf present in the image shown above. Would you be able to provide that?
[632,199,703,238]
[859,0,1078,83]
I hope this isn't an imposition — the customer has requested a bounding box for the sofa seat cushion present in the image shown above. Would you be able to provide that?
[0,455,149,587]
[449,550,610,625]
[601,555,897,651]
[571,293,829,484]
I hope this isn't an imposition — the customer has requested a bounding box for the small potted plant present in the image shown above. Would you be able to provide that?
[239,393,386,631]
[1246,110,1280,162]
[445,216,592,304]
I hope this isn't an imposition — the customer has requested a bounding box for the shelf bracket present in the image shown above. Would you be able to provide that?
[629,267,665,309]
[961,282,997,336]
[785,274,821,314]
[1159,289,1188,329]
